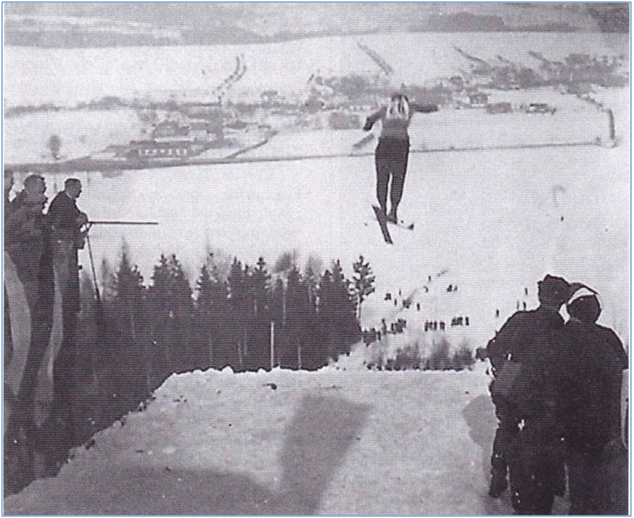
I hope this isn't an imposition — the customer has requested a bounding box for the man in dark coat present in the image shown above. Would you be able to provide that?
[559,285,628,515]
[12,172,46,198]
[45,178,88,461]
[486,274,571,512]
[47,177,88,314]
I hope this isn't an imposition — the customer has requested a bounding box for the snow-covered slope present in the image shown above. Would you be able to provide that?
[4,32,627,107]
[3,350,571,515]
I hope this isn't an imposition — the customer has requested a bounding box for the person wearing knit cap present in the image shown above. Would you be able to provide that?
[485,274,571,513]
[559,284,628,515]
[363,93,438,224]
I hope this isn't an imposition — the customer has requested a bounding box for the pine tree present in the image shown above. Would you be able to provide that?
[227,257,248,370]
[251,257,270,319]
[196,263,228,316]
[195,262,230,368]
[227,257,246,311]
[269,277,285,325]
[317,269,336,361]
[285,266,311,369]
[147,253,194,377]
[273,250,298,274]
[47,134,62,160]
[268,276,286,369]
[329,260,360,357]
[100,257,117,303]
[245,257,272,370]
[300,263,322,370]
[167,254,194,322]
[109,244,151,412]
[304,262,320,307]
[114,244,146,341]
[352,255,376,318]
[149,254,171,319]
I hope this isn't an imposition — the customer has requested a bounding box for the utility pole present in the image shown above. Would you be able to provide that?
[270,321,275,370]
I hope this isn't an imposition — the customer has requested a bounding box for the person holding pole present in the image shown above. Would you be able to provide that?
[45,178,88,460]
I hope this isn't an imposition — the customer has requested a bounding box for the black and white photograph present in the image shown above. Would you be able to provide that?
[2,2,630,515]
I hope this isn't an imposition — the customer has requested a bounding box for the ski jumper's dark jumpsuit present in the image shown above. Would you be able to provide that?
[363,103,437,220]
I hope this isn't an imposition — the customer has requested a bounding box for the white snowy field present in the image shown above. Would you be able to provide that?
[3,354,572,516]
[3,32,628,108]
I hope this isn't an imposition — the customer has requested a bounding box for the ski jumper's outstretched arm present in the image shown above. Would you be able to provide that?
[363,107,386,131]
[410,103,439,114]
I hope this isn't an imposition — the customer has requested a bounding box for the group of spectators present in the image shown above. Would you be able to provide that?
[486,274,628,514]
[4,168,88,492]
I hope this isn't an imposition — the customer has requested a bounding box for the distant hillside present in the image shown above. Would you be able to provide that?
[3,3,629,48]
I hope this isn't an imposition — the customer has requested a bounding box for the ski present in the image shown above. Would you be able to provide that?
[372,205,393,244]
[386,218,415,231]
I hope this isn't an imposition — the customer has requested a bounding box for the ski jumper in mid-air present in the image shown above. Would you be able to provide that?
[363,93,438,223]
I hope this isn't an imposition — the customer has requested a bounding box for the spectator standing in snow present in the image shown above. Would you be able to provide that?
[47,178,88,314]
[45,178,89,460]
[558,285,628,514]
[363,93,437,223]
[12,173,46,210]
[485,274,571,513]
[4,183,56,494]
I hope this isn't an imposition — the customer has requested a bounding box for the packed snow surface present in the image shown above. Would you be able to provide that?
[4,356,571,515]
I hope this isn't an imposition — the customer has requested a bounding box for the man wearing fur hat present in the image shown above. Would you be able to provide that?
[486,274,571,514]
[559,285,628,515]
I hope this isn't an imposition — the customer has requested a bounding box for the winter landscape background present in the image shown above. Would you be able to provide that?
[2,2,630,515]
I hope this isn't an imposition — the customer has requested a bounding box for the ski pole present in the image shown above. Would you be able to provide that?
[85,232,101,306]
[88,220,159,226]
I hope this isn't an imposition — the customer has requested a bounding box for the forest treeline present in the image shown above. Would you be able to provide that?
[74,246,368,438]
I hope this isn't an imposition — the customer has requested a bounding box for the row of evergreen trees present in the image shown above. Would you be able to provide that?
[74,247,373,438]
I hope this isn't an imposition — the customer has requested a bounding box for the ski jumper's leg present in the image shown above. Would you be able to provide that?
[375,156,389,213]
[389,151,409,218]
